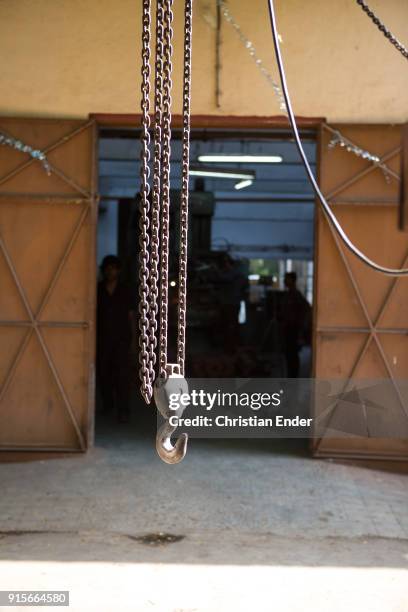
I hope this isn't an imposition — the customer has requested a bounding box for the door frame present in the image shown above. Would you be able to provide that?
[92,111,323,428]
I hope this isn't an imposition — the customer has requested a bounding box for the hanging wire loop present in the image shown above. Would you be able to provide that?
[267,0,408,277]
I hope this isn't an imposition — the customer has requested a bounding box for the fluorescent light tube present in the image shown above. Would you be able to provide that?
[190,168,254,180]
[234,179,253,190]
[198,154,283,163]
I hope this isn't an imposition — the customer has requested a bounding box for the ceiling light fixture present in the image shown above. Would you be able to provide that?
[190,165,255,180]
[198,154,283,163]
[234,179,253,190]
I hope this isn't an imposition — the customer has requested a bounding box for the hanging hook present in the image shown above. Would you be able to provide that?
[153,366,189,464]
[156,420,188,464]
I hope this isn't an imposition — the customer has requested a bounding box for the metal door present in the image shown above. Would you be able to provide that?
[313,124,408,460]
[0,117,97,452]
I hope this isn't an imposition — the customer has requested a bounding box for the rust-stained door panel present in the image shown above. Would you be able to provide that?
[313,124,408,460]
[0,117,97,451]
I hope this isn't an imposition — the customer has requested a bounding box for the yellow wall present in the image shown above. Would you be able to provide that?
[0,0,407,122]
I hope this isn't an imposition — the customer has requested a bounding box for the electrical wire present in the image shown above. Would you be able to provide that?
[266,0,408,277]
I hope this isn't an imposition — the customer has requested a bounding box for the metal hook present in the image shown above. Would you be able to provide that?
[156,421,188,465]
[153,366,189,465]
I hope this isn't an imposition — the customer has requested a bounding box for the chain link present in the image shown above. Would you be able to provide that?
[177,0,193,374]
[218,0,286,112]
[139,0,153,403]
[356,0,408,60]
[139,0,193,398]
[158,0,174,377]
[148,0,165,383]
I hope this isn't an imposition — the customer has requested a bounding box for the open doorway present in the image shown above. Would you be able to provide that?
[95,124,316,443]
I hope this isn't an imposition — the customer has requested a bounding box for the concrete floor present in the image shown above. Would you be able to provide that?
[0,409,407,611]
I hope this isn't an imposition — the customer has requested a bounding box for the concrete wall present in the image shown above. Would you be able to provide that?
[0,0,406,122]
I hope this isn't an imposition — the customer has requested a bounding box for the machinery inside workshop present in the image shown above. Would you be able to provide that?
[96,127,316,433]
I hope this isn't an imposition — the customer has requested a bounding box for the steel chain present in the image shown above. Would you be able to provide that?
[139,0,153,403]
[158,0,174,377]
[148,0,165,383]
[218,0,286,112]
[139,0,193,399]
[177,0,193,374]
[356,0,408,60]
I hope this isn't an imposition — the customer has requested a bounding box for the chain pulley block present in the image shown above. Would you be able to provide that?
[139,0,193,464]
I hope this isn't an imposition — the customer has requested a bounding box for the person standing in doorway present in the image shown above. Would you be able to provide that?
[97,255,135,423]
[281,271,311,378]
[215,253,247,353]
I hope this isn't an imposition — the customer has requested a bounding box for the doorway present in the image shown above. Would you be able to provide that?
[95,123,317,443]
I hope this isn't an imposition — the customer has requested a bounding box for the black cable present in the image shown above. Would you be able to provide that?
[266,0,408,277]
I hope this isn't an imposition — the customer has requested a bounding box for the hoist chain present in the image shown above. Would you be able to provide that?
[139,0,193,402]
[158,0,174,377]
[149,0,165,384]
[139,0,153,403]
[356,0,408,60]
[177,0,193,374]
